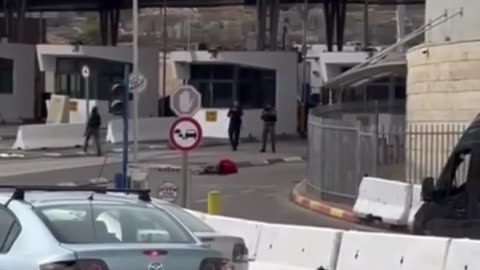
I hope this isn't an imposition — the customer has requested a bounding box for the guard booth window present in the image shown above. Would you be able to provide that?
[55,58,131,101]
[189,64,276,109]
[0,58,13,94]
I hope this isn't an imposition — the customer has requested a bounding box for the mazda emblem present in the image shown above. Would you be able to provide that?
[147,262,164,270]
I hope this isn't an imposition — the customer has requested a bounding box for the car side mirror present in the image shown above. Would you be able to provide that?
[421,177,435,202]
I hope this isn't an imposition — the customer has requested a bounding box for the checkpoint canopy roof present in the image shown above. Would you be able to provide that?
[5,0,425,11]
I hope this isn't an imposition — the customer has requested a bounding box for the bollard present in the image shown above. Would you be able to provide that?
[207,190,222,215]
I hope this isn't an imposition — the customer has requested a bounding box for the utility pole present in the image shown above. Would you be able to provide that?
[132,0,140,165]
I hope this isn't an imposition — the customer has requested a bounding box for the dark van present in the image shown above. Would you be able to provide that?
[414,114,480,238]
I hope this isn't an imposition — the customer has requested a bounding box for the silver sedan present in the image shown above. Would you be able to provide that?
[0,186,233,270]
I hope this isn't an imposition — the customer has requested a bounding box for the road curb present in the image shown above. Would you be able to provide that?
[290,179,359,223]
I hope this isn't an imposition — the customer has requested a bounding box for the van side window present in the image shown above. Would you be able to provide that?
[453,152,471,188]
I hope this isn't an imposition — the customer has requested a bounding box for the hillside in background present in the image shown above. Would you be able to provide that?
[46,4,425,49]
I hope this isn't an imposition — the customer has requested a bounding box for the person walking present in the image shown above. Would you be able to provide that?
[83,107,102,156]
[260,105,277,153]
[227,101,243,151]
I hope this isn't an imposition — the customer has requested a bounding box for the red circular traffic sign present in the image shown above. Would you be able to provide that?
[169,117,203,152]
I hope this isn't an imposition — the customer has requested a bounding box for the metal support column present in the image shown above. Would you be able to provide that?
[336,0,347,52]
[396,5,406,53]
[99,9,108,45]
[269,0,279,50]
[256,0,267,50]
[323,0,335,52]
[109,8,120,46]
[3,0,8,40]
[16,0,26,43]
[363,0,370,49]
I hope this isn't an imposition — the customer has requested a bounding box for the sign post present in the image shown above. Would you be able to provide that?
[169,85,202,207]
[81,65,90,121]
[128,71,147,186]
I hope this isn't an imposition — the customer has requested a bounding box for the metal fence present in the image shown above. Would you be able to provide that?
[307,116,378,204]
[406,124,467,184]
[307,115,468,204]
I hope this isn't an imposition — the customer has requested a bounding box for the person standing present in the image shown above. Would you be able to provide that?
[83,107,102,156]
[227,101,243,151]
[260,105,277,153]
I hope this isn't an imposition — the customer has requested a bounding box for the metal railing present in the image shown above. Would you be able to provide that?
[307,115,468,204]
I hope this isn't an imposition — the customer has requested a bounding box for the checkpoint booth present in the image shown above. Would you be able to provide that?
[167,51,299,139]
[36,44,159,127]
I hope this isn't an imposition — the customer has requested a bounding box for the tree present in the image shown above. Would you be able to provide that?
[78,17,100,45]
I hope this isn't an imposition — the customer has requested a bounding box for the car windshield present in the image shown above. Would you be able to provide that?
[36,203,196,244]
[160,204,215,233]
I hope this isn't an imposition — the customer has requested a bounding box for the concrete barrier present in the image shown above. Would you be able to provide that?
[106,117,175,144]
[336,231,450,270]
[353,177,413,225]
[445,239,480,270]
[407,184,423,231]
[202,214,264,260]
[251,223,342,270]
[12,123,85,150]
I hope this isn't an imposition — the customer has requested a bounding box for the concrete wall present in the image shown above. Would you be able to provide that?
[407,41,480,124]
[0,44,35,123]
[170,51,298,138]
[36,45,159,121]
[425,0,478,43]
[406,40,480,182]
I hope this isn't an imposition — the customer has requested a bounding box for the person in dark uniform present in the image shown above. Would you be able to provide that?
[227,101,243,151]
[260,105,277,153]
[83,107,102,156]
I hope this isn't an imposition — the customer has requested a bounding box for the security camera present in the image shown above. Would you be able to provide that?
[421,48,429,55]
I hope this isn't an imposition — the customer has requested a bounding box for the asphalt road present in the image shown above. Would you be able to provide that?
[0,145,378,231]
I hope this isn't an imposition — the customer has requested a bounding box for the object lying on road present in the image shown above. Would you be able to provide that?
[201,159,239,175]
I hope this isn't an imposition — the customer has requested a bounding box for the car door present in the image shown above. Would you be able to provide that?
[0,206,24,270]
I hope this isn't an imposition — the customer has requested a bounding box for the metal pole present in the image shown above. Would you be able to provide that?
[301,0,309,119]
[123,65,131,188]
[161,0,168,116]
[396,5,406,53]
[132,0,139,163]
[363,0,369,49]
[181,151,189,207]
[85,78,90,121]
[187,11,191,50]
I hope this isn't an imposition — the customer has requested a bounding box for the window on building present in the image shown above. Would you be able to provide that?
[55,58,131,101]
[395,85,406,100]
[189,64,276,109]
[366,85,389,101]
[0,58,13,94]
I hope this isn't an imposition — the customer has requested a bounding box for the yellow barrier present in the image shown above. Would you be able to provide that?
[207,190,222,215]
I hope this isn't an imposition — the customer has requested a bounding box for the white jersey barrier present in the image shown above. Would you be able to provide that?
[336,231,450,270]
[252,224,342,270]
[353,177,413,225]
[12,123,85,150]
[445,239,480,270]
[191,210,480,270]
[200,214,264,260]
[407,184,423,231]
[106,117,175,144]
